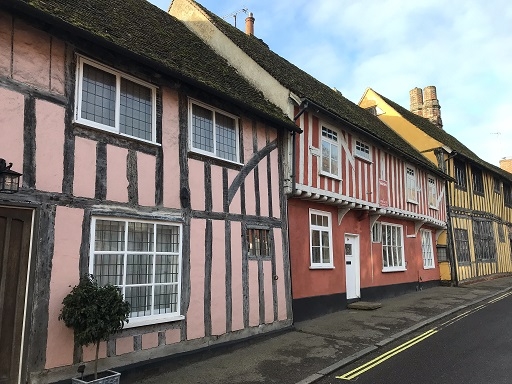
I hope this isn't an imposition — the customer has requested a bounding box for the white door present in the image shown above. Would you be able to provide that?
[345,234,360,300]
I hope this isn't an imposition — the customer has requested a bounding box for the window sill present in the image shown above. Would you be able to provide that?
[474,191,485,197]
[124,314,185,329]
[310,265,335,270]
[354,155,372,164]
[428,205,439,211]
[407,199,419,205]
[74,120,160,147]
[382,267,406,273]
[188,150,243,171]
[319,171,342,181]
[423,265,436,270]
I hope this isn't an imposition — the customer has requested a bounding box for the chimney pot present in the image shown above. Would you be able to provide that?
[245,12,255,35]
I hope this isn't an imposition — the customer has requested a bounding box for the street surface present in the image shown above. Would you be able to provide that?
[317,291,512,384]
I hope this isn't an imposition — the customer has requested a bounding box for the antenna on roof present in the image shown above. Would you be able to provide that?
[222,7,248,28]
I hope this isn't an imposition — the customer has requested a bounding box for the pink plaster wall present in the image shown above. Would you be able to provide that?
[248,261,259,326]
[259,160,269,217]
[244,170,256,216]
[211,165,224,213]
[273,229,287,321]
[165,329,181,345]
[83,342,107,362]
[35,100,65,193]
[0,88,24,184]
[73,137,97,198]
[137,152,156,206]
[231,222,244,331]
[187,219,205,340]
[270,149,281,218]
[162,87,181,209]
[263,261,274,324]
[227,169,241,214]
[142,333,159,349]
[0,11,12,77]
[211,220,226,336]
[50,38,65,95]
[45,207,83,369]
[106,145,128,203]
[256,122,267,151]
[13,19,50,90]
[242,118,253,165]
[116,337,133,355]
[188,159,205,211]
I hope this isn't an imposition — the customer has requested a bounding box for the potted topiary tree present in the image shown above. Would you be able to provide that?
[59,275,130,384]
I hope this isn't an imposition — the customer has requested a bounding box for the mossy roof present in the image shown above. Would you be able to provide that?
[376,91,512,181]
[5,0,299,132]
[193,1,447,178]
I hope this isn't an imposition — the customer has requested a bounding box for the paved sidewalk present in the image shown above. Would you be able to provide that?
[122,276,512,384]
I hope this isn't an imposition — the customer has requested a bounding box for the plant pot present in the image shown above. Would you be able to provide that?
[71,370,120,384]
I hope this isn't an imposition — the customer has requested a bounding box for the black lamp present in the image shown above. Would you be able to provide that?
[0,158,22,193]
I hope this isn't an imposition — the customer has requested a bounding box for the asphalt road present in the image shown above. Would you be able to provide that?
[317,291,512,384]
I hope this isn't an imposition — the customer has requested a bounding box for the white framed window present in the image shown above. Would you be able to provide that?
[75,57,157,143]
[320,126,340,177]
[420,229,434,269]
[189,99,239,163]
[354,139,371,161]
[89,217,183,327]
[309,210,334,268]
[382,223,405,271]
[372,222,382,243]
[428,176,437,208]
[247,228,271,258]
[406,166,417,203]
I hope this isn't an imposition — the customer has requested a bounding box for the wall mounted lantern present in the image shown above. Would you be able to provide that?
[0,158,22,193]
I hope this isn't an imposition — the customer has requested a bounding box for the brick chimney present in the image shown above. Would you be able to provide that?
[500,157,512,173]
[245,12,255,35]
[409,87,423,116]
[409,86,443,129]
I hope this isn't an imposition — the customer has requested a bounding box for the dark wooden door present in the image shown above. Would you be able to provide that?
[0,207,33,384]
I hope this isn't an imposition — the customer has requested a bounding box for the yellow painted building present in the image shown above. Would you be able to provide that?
[360,87,512,284]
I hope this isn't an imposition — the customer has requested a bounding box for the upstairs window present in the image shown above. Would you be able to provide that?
[406,166,417,203]
[494,177,501,194]
[454,159,467,190]
[190,100,239,162]
[354,140,371,161]
[428,176,437,208]
[76,57,156,143]
[505,184,512,206]
[321,126,340,177]
[471,167,484,195]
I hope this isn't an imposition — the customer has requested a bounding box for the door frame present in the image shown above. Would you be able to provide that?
[344,233,361,300]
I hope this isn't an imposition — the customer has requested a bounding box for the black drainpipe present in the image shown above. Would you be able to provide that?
[291,101,308,194]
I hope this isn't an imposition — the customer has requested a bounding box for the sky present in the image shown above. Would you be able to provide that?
[149,0,512,167]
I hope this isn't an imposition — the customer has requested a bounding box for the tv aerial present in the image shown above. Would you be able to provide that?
[223,7,248,28]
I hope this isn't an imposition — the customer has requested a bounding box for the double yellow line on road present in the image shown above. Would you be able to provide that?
[336,290,512,381]
[336,328,438,381]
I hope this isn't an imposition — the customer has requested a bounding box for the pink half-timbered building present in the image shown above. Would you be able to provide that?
[171,0,450,321]
[0,0,298,383]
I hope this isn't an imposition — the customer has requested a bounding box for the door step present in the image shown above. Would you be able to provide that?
[347,301,382,310]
